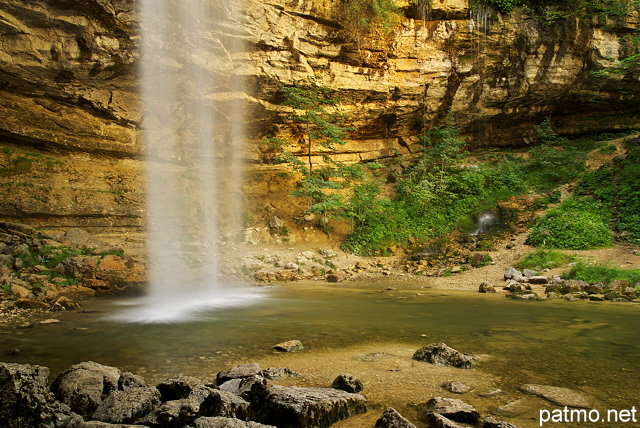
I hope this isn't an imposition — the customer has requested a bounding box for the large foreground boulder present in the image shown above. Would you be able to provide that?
[91,387,162,424]
[412,343,474,369]
[156,375,205,401]
[51,361,122,418]
[0,362,77,428]
[256,385,367,427]
[194,417,276,428]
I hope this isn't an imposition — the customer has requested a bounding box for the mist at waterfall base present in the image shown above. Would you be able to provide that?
[112,0,261,323]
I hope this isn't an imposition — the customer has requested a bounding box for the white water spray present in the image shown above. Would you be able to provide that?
[114,0,261,322]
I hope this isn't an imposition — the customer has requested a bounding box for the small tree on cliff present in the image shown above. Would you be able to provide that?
[260,78,361,215]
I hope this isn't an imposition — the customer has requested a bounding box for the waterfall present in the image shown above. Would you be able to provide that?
[470,211,501,236]
[114,0,260,322]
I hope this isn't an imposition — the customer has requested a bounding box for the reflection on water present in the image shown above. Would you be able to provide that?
[1,283,638,426]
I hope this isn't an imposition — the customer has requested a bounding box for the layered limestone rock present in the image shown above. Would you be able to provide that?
[0,0,638,227]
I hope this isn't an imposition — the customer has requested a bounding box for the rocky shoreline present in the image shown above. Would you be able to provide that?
[1,343,535,428]
[1,220,638,329]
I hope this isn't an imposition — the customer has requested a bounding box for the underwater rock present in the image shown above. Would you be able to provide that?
[273,340,304,352]
[442,381,473,394]
[375,407,417,428]
[520,384,592,408]
[255,385,367,427]
[505,292,539,301]
[331,374,364,393]
[412,343,474,369]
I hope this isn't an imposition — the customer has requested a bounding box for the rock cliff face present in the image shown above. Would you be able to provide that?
[0,0,638,228]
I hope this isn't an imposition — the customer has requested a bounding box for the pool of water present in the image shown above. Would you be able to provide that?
[1,282,638,427]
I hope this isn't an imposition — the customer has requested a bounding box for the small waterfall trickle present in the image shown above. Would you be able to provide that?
[470,211,501,237]
[114,0,261,322]
[415,0,432,22]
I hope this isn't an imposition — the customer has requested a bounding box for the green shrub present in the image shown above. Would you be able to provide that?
[526,198,613,249]
[576,139,640,245]
[563,261,640,285]
[516,249,577,270]
[343,127,526,255]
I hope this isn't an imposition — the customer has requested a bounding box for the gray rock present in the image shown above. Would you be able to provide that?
[423,412,467,427]
[522,269,537,278]
[331,374,363,393]
[255,385,367,427]
[520,384,592,408]
[260,367,301,380]
[442,381,472,394]
[268,216,284,229]
[136,398,200,428]
[273,340,304,352]
[194,417,276,428]
[200,389,250,420]
[412,343,473,369]
[503,268,526,283]
[483,416,519,427]
[478,281,496,293]
[156,375,204,401]
[505,283,526,293]
[119,372,147,390]
[506,292,539,301]
[67,421,144,428]
[217,364,261,385]
[326,273,346,283]
[92,387,162,424]
[0,362,75,428]
[220,375,267,403]
[528,276,548,284]
[423,397,480,423]
[375,407,417,428]
[320,249,337,258]
[51,361,122,417]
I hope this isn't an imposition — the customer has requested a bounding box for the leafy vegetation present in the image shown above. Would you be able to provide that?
[576,136,640,245]
[563,261,640,285]
[526,197,614,249]
[516,249,578,270]
[342,126,527,255]
[338,0,402,46]
[259,78,363,218]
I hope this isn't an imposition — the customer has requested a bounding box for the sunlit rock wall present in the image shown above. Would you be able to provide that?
[0,0,638,227]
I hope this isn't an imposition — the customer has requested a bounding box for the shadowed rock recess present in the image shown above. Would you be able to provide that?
[0,0,639,229]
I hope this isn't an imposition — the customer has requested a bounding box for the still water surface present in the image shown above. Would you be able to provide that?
[1,282,638,426]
